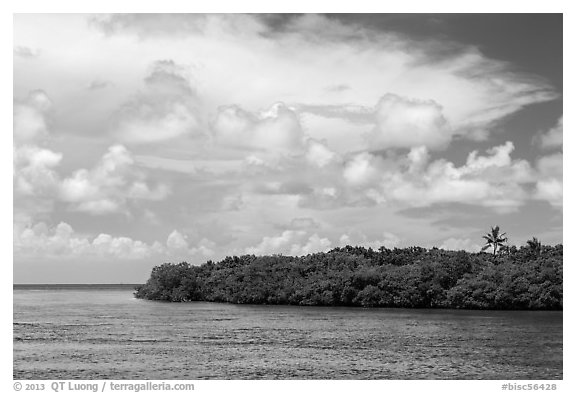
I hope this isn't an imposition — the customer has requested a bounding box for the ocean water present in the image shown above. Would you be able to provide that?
[13,286,562,380]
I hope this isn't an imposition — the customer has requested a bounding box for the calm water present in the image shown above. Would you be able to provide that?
[13,286,562,380]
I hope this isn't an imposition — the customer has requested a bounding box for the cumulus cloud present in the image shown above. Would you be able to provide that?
[89,14,557,145]
[114,60,202,144]
[536,117,563,150]
[369,94,452,150]
[14,221,157,259]
[439,237,482,252]
[297,141,539,212]
[59,145,170,214]
[13,90,65,205]
[92,233,156,259]
[13,14,563,274]
[343,152,384,187]
[14,221,215,261]
[383,142,535,211]
[211,102,305,155]
[166,230,215,258]
[339,230,401,249]
[242,137,559,214]
[14,90,52,143]
[14,88,172,218]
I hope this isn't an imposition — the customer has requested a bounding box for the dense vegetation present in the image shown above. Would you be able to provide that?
[135,240,562,310]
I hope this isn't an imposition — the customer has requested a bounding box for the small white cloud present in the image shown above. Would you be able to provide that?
[291,233,332,256]
[305,139,339,168]
[536,117,562,150]
[166,230,189,250]
[14,145,62,196]
[534,152,562,207]
[439,237,482,252]
[14,46,40,58]
[92,233,152,259]
[339,230,400,249]
[246,230,331,256]
[14,90,52,143]
[166,230,215,258]
[407,145,430,173]
[343,152,382,187]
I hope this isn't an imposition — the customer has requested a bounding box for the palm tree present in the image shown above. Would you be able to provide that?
[481,226,508,256]
[526,237,542,255]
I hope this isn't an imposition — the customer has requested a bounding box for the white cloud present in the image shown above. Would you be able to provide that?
[292,233,332,256]
[92,233,153,259]
[241,138,557,213]
[12,14,563,276]
[60,145,170,214]
[299,141,538,212]
[82,13,557,146]
[14,221,154,260]
[14,145,62,196]
[14,221,215,261]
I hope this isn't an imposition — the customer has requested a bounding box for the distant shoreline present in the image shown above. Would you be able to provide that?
[13,284,140,290]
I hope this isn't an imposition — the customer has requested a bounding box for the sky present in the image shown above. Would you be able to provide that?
[13,13,563,283]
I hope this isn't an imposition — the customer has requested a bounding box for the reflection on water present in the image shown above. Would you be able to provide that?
[13,287,562,379]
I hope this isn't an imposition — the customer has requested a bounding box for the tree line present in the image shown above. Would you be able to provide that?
[135,235,562,310]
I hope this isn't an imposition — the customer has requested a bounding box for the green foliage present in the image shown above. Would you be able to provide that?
[135,243,562,310]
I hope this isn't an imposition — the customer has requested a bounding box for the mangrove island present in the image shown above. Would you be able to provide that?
[135,235,562,310]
